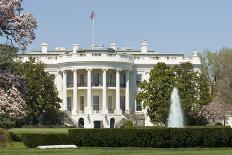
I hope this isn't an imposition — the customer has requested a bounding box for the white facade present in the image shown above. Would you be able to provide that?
[19,41,201,128]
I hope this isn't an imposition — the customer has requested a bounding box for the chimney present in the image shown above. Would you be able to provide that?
[192,49,198,57]
[109,42,117,50]
[41,42,48,53]
[73,43,79,53]
[191,49,201,65]
[140,40,148,53]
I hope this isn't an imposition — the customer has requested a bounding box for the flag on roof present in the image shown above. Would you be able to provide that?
[90,11,95,20]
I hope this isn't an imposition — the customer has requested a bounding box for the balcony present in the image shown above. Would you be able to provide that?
[77,83,87,87]
[91,82,102,87]
[67,83,73,88]
[42,52,134,64]
[108,109,114,114]
[120,83,126,88]
[107,83,116,87]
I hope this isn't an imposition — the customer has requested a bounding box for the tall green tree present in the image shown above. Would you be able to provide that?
[17,58,62,125]
[137,62,211,125]
[175,63,211,124]
[137,63,175,124]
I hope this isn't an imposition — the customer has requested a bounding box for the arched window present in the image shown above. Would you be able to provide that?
[78,118,84,128]
[110,118,115,128]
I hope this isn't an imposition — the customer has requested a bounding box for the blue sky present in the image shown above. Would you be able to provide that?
[23,0,232,55]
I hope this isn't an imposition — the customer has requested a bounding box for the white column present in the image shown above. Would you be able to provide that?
[125,70,130,114]
[102,69,108,114]
[57,72,63,99]
[62,70,67,110]
[85,69,92,113]
[115,69,122,114]
[72,69,78,115]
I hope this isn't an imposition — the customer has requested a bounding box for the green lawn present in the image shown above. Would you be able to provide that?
[9,128,70,134]
[1,142,232,155]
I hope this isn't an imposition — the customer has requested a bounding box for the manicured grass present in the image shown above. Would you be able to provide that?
[1,142,232,155]
[9,128,70,134]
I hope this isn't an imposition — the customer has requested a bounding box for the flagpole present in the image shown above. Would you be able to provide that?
[92,16,95,48]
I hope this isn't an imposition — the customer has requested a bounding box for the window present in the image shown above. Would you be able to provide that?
[134,56,140,60]
[136,101,142,111]
[120,96,125,111]
[108,96,113,112]
[108,73,115,86]
[109,73,113,83]
[78,118,84,128]
[120,73,126,87]
[110,118,115,128]
[92,53,101,56]
[80,74,85,86]
[80,96,84,110]
[94,121,101,128]
[67,97,72,111]
[93,73,100,86]
[67,72,73,87]
[136,74,142,84]
[93,96,99,110]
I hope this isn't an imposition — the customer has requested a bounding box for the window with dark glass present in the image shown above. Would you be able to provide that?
[120,73,126,87]
[108,73,114,86]
[136,74,142,84]
[94,121,101,128]
[93,73,100,86]
[93,96,99,110]
[80,74,85,86]
[108,96,113,112]
[120,96,125,111]
[67,97,72,111]
[136,100,142,111]
[80,96,84,110]
[67,72,73,87]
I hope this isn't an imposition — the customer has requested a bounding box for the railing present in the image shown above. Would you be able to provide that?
[91,82,103,87]
[93,110,101,113]
[67,82,125,88]
[67,83,73,88]
[120,83,126,88]
[107,83,116,87]
[77,83,87,87]
[108,109,114,114]
[55,52,134,63]
[78,110,84,114]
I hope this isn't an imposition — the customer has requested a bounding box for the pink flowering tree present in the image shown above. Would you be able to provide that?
[0,0,37,49]
[0,69,26,121]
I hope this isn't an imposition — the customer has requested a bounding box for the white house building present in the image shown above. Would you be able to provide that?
[19,40,201,128]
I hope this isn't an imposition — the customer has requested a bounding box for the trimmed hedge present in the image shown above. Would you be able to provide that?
[10,133,22,142]
[22,134,71,148]
[22,128,232,148]
[68,128,232,148]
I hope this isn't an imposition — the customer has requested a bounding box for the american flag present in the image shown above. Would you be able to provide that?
[90,11,95,20]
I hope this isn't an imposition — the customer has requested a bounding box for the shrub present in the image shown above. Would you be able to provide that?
[0,114,15,128]
[120,120,133,128]
[22,133,71,148]
[69,128,232,148]
[10,133,22,142]
[0,129,11,147]
[22,128,232,148]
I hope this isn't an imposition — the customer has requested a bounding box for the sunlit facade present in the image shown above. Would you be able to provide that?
[19,41,201,128]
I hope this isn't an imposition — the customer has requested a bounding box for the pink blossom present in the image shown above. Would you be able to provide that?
[0,0,37,49]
